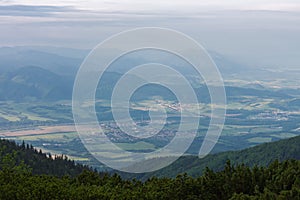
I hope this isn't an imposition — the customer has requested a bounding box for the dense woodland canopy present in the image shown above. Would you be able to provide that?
[0,139,92,177]
[0,138,300,199]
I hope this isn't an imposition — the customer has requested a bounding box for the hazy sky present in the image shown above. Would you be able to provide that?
[1,0,300,68]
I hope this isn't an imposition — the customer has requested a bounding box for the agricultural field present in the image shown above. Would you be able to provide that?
[0,87,299,169]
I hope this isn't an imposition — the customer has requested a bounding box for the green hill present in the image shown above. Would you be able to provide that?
[0,137,300,199]
[124,135,300,180]
[1,135,299,179]
[0,66,73,101]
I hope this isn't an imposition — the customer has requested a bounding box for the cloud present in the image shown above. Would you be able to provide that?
[0,5,77,17]
[0,0,299,69]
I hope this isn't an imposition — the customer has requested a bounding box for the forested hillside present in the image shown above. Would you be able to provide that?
[123,135,300,180]
[0,139,92,177]
[1,135,300,179]
[0,137,300,199]
[0,156,299,199]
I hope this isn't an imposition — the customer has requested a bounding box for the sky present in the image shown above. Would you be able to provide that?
[1,0,300,68]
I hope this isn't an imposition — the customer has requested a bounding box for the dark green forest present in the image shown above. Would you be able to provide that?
[0,139,93,177]
[0,138,300,199]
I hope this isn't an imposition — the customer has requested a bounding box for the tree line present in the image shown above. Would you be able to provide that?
[0,138,299,199]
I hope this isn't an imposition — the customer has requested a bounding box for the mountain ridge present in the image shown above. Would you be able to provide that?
[120,135,300,180]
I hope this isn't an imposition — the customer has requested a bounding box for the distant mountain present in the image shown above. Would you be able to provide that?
[0,66,73,101]
[0,46,82,76]
[17,46,90,60]
[122,135,300,180]
[208,51,252,76]
[0,46,297,83]
[0,46,255,78]
[0,65,293,102]
[0,46,297,102]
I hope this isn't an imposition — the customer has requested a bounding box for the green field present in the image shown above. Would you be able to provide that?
[17,132,78,141]
[116,141,156,151]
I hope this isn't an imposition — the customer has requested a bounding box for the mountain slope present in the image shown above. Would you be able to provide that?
[0,139,92,177]
[0,138,299,199]
[0,47,81,75]
[0,66,73,101]
[124,135,300,180]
